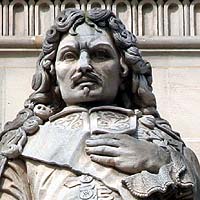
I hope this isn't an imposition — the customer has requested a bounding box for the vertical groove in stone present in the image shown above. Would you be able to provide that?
[2,0,9,36]
[183,0,190,36]
[105,0,112,10]
[131,0,138,35]
[80,0,87,12]
[54,0,61,18]
[190,1,195,36]
[29,0,35,36]
[158,0,164,36]
[138,0,142,36]
[190,0,200,36]
[0,3,2,36]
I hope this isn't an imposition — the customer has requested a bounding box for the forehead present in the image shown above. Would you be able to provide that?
[58,23,115,50]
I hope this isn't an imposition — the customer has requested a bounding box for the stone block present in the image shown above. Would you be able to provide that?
[4,67,34,124]
[0,51,40,68]
[153,67,200,139]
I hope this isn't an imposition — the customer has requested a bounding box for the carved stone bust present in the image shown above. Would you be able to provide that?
[0,8,200,200]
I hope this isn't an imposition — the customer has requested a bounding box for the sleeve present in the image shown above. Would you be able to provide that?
[183,147,200,200]
[0,159,32,200]
[122,115,199,200]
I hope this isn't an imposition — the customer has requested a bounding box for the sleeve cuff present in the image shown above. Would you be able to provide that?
[122,150,194,198]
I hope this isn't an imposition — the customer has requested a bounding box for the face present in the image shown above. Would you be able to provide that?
[55,23,122,106]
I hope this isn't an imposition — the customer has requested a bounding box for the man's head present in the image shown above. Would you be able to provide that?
[28,8,157,116]
[55,22,128,106]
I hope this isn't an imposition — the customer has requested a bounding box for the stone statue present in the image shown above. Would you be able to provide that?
[0,8,200,200]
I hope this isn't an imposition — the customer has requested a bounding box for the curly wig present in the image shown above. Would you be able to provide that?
[2,8,159,138]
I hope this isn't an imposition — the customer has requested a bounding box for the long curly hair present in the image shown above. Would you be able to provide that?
[31,8,157,112]
[2,8,158,138]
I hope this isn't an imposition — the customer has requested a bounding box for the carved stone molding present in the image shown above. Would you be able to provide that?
[9,0,28,36]
[0,0,200,37]
[35,0,55,35]
[61,0,80,10]
[1,36,200,51]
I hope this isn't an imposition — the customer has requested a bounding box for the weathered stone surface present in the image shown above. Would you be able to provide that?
[0,8,200,200]
[3,67,34,123]
[153,67,200,139]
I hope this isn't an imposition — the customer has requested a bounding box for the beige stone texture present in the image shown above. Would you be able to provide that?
[153,67,200,139]
[4,67,34,123]
[153,67,200,161]
[0,51,39,129]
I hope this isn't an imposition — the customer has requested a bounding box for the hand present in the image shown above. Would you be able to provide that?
[85,133,170,174]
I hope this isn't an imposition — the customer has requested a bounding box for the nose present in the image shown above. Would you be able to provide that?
[78,50,92,73]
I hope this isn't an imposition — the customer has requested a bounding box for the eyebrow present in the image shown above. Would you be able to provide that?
[89,42,116,53]
[58,41,79,53]
[57,40,116,55]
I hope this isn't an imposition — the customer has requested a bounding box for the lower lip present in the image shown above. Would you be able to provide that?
[78,82,97,87]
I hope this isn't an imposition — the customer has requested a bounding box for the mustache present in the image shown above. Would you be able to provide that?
[70,71,103,88]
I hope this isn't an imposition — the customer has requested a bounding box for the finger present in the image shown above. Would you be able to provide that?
[86,138,120,147]
[90,133,121,140]
[90,154,116,167]
[85,146,119,157]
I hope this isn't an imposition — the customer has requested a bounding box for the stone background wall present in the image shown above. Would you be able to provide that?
[0,0,200,161]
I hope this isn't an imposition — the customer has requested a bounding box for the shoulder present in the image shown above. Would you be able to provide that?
[137,115,185,152]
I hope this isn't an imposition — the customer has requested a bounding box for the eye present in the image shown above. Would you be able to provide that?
[62,51,78,61]
[92,49,112,61]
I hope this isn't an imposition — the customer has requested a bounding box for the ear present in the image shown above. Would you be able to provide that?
[120,57,128,77]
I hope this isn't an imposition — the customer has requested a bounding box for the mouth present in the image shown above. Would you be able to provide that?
[74,77,98,88]
[71,73,102,89]
[76,77,98,85]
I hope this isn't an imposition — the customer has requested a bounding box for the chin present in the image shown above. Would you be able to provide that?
[63,86,116,106]
[81,89,103,101]
[63,88,102,105]
[78,91,116,106]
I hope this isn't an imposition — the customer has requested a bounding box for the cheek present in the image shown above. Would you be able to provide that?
[55,62,72,80]
[97,61,121,82]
